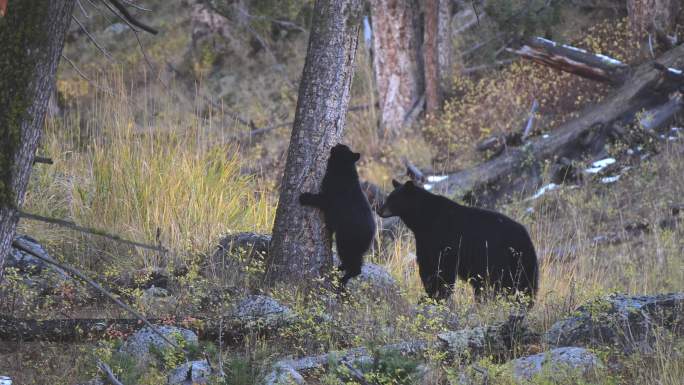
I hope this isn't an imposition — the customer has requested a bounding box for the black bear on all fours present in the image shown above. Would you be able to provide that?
[299,144,376,287]
[378,179,539,302]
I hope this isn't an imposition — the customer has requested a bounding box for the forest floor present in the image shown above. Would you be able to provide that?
[1,2,683,384]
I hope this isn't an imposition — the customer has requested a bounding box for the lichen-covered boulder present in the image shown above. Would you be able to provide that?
[437,315,531,361]
[510,347,601,382]
[262,364,305,385]
[167,359,211,385]
[545,293,684,351]
[207,233,271,281]
[411,302,460,330]
[8,235,67,278]
[120,326,198,362]
[139,286,177,315]
[230,295,296,329]
[346,262,398,292]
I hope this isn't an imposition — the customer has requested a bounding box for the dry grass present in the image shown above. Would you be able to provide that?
[21,73,275,272]
[2,7,683,385]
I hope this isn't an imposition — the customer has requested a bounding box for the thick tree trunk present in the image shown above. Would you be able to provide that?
[266,0,363,283]
[371,0,423,134]
[424,0,441,116]
[437,0,453,93]
[628,0,680,44]
[0,0,76,282]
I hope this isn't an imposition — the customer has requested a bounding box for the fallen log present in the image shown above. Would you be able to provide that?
[638,91,683,132]
[476,100,538,158]
[433,44,684,204]
[508,37,629,85]
[403,158,427,184]
[0,314,287,344]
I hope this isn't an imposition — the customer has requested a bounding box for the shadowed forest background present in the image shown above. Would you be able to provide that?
[0,0,683,384]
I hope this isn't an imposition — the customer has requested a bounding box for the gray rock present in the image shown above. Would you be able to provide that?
[346,262,398,292]
[142,286,170,298]
[262,340,427,383]
[8,235,67,278]
[208,232,271,280]
[120,326,198,362]
[140,286,177,314]
[168,359,211,385]
[231,295,296,328]
[331,253,397,292]
[263,364,305,385]
[437,326,488,360]
[411,302,460,330]
[214,232,271,260]
[545,293,684,351]
[510,347,601,381]
[437,315,529,361]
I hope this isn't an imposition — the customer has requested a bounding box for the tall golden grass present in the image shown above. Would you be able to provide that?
[21,73,275,269]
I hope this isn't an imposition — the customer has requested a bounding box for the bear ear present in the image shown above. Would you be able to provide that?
[392,179,402,189]
[352,152,361,162]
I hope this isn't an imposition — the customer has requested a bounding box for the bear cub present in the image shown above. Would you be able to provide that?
[299,144,376,287]
[379,180,538,302]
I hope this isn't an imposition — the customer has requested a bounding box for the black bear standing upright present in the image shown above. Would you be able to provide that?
[379,180,538,301]
[299,144,376,287]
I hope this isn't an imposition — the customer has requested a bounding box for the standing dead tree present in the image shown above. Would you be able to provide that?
[266,0,363,283]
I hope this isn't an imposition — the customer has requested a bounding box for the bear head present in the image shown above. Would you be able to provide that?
[378,179,419,218]
[328,144,361,167]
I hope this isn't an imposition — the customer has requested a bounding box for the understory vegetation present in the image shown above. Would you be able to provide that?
[1,2,682,384]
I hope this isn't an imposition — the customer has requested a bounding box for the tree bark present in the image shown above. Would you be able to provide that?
[370,0,423,134]
[437,0,453,93]
[0,0,76,282]
[628,0,680,43]
[424,0,441,117]
[266,0,363,283]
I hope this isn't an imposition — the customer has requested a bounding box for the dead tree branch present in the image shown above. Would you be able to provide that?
[33,156,53,165]
[9,238,180,350]
[97,360,125,385]
[104,0,158,35]
[639,92,684,132]
[120,0,151,12]
[72,15,114,61]
[403,158,427,184]
[17,211,167,253]
[522,99,539,140]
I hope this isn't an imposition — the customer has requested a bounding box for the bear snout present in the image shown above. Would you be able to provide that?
[377,204,394,218]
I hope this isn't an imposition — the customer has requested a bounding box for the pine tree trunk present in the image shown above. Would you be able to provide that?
[0,0,76,282]
[628,0,680,41]
[266,0,363,283]
[424,0,441,117]
[437,0,453,93]
[370,0,423,135]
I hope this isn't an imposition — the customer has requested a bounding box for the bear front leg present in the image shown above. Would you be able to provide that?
[339,266,362,287]
[299,192,326,208]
